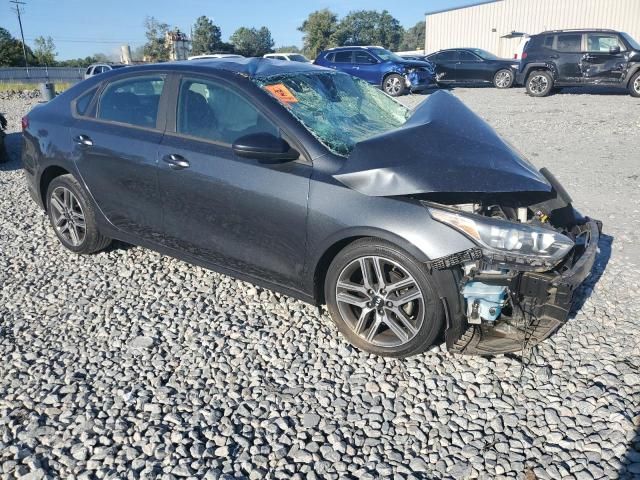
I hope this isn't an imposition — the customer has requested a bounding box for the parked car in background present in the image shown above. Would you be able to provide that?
[426,48,519,88]
[0,113,7,163]
[264,53,311,63]
[84,63,127,79]
[315,46,436,96]
[188,54,244,60]
[398,54,437,71]
[22,58,600,357]
[517,29,640,97]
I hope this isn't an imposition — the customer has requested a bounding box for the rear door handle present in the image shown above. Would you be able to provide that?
[73,134,93,147]
[163,154,190,170]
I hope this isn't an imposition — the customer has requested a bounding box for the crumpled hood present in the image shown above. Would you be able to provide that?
[334,90,552,197]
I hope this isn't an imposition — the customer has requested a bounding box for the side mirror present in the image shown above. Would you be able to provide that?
[232,132,299,162]
[610,45,621,54]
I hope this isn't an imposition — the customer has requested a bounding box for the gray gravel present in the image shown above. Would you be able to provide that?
[1,87,639,479]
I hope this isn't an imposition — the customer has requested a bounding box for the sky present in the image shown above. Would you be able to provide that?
[2,0,480,60]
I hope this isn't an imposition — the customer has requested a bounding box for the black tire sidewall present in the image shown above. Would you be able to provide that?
[526,70,553,97]
[324,238,445,358]
[383,74,406,97]
[46,174,108,254]
[494,69,514,89]
[630,72,640,98]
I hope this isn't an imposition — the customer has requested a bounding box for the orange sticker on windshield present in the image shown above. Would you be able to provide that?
[264,83,298,103]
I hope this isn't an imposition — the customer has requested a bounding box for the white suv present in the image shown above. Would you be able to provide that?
[84,63,127,79]
[263,53,310,63]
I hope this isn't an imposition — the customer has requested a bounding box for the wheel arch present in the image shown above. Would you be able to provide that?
[523,63,557,82]
[39,165,71,211]
[625,65,640,87]
[310,228,431,305]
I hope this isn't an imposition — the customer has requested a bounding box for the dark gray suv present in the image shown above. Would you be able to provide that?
[517,29,640,97]
[22,59,601,357]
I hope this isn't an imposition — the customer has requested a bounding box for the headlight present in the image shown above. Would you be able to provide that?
[428,207,574,269]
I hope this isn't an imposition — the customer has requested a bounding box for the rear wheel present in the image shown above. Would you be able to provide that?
[383,74,406,97]
[325,238,444,357]
[46,174,111,254]
[630,71,640,97]
[493,69,514,89]
[526,70,553,97]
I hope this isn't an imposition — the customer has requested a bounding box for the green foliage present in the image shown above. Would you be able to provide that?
[229,26,274,57]
[33,36,57,66]
[331,10,403,51]
[191,16,222,55]
[143,16,170,62]
[298,9,338,58]
[400,21,426,51]
[0,27,35,66]
[274,45,301,53]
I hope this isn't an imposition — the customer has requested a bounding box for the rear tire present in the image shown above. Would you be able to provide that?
[493,69,514,89]
[383,74,406,97]
[630,71,640,97]
[526,70,554,97]
[324,238,444,358]
[46,174,111,254]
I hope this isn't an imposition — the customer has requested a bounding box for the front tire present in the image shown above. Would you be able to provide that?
[526,70,554,97]
[324,238,444,358]
[46,174,111,254]
[493,69,514,89]
[630,71,640,97]
[383,74,406,97]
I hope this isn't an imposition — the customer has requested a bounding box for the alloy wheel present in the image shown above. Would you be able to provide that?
[384,77,402,95]
[335,255,425,348]
[495,71,513,88]
[634,76,640,95]
[50,186,86,247]
[529,75,549,95]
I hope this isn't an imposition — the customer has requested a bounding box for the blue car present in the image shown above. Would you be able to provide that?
[315,46,436,96]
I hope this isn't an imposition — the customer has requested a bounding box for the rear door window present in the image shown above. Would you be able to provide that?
[98,75,165,129]
[555,34,583,52]
[176,78,279,145]
[459,51,480,62]
[75,87,97,116]
[333,51,353,63]
[436,51,460,62]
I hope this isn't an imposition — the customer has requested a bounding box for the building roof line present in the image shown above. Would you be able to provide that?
[425,0,502,16]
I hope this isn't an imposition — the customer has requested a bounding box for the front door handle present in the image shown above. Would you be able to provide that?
[73,134,93,147]
[163,154,190,170]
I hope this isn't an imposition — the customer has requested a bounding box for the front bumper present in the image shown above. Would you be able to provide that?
[451,218,601,355]
[406,71,437,91]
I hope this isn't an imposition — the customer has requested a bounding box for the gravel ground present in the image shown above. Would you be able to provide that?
[0,87,639,480]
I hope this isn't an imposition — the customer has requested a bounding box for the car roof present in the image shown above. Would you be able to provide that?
[536,28,618,35]
[113,57,327,78]
[325,46,385,51]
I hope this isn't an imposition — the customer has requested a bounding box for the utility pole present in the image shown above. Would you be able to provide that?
[10,0,29,69]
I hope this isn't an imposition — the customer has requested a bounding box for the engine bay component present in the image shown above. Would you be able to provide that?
[462,281,508,324]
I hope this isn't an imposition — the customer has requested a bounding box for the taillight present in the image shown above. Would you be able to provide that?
[514,54,518,59]
[522,52,528,60]
[21,116,29,130]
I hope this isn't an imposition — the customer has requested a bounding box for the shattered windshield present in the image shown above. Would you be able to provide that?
[254,71,410,156]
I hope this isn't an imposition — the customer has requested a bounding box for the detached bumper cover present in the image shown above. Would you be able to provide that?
[451,219,601,355]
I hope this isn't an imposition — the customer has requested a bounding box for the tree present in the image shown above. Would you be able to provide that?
[298,9,338,58]
[274,45,301,53]
[0,27,34,66]
[229,26,274,57]
[33,35,57,66]
[143,16,170,62]
[400,21,426,51]
[191,16,222,55]
[331,10,403,51]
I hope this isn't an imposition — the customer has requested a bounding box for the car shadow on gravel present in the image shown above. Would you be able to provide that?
[0,133,23,171]
[620,427,640,479]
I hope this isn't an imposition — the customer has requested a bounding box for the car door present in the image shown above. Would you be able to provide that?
[352,50,381,84]
[455,50,487,82]
[430,51,460,83]
[70,73,167,239]
[582,32,628,84]
[552,33,585,82]
[329,50,355,75]
[156,75,311,289]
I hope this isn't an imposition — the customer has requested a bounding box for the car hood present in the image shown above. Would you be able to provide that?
[334,90,552,197]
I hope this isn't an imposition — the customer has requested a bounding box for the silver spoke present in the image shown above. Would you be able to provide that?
[354,307,373,335]
[372,257,386,289]
[336,292,369,309]
[50,195,65,214]
[387,276,415,293]
[358,257,373,291]
[383,312,410,343]
[365,314,383,342]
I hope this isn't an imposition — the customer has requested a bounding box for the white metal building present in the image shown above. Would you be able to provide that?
[425,0,640,58]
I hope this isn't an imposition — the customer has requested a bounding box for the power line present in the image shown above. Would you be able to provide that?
[9,0,29,68]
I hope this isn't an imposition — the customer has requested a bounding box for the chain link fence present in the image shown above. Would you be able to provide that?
[0,67,85,84]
